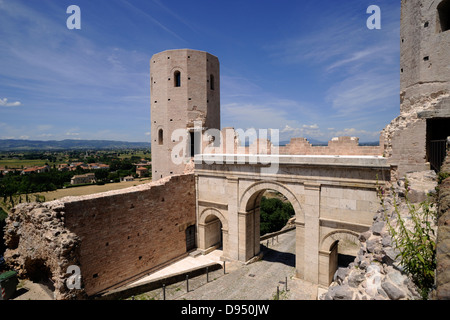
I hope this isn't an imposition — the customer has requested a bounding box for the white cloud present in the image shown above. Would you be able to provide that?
[325,73,398,116]
[66,132,80,136]
[302,124,319,130]
[0,98,21,107]
[39,133,54,138]
[329,127,380,140]
[281,124,325,141]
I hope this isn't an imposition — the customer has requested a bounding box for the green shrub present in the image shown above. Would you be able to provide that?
[377,177,437,300]
[260,196,293,236]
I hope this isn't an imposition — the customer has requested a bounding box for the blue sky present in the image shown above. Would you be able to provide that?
[0,0,400,143]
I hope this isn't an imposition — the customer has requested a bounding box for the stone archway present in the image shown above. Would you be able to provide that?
[237,180,304,275]
[319,230,360,286]
[198,208,229,258]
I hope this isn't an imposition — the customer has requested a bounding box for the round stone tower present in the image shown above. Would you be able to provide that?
[382,0,450,176]
[150,49,220,180]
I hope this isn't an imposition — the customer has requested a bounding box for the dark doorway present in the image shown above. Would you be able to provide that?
[24,258,55,293]
[186,225,196,252]
[189,131,201,157]
[190,132,195,157]
[426,118,450,172]
[438,0,450,32]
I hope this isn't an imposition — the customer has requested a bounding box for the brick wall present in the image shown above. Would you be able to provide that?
[63,173,196,296]
[4,173,196,298]
[202,128,382,156]
[388,119,429,177]
[280,136,382,156]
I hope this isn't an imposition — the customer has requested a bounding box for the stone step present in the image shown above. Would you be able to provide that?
[189,250,203,258]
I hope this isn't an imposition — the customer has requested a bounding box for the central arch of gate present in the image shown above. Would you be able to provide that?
[237,180,304,270]
[194,155,391,287]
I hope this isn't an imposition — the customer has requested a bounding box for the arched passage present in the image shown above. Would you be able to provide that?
[238,181,304,271]
[438,0,450,32]
[198,208,228,257]
[319,230,360,286]
[24,258,55,295]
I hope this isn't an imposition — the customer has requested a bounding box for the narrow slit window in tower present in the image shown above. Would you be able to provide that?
[174,71,181,87]
[158,129,163,145]
[210,74,215,90]
[438,0,450,32]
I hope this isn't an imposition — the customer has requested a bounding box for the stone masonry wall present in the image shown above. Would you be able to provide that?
[4,173,196,299]
[202,128,382,156]
[320,170,438,300]
[279,136,381,156]
[436,148,450,299]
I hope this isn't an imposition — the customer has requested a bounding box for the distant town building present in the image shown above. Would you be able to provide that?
[0,167,19,174]
[21,165,50,175]
[136,166,148,178]
[88,163,110,170]
[71,173,96,185]
[121,176,134,182]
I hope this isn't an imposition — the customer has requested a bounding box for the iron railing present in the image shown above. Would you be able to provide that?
[429,139,447,172]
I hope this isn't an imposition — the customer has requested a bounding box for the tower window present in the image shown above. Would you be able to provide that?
[174,71,181,87]
[210,74,215,90]
[438,0,450,32]
[158,129,163,145]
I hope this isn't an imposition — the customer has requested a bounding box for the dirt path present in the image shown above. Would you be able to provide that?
[11,279,54,300]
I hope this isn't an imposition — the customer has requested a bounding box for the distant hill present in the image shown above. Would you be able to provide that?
[0,139,151,151]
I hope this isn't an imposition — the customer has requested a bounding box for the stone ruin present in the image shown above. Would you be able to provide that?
[3,202,86,300]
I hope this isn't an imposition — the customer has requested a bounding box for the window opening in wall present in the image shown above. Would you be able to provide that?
[158,129,163,145]
[189,131,200,157]
[210,74,215,90]
[190,132,195,157]
[174,71,181,87]
[438,0,450,32]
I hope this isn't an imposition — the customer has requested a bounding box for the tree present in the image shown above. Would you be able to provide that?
[259,196,294,236]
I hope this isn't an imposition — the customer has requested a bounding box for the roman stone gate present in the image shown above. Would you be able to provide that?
[194,154,390,287]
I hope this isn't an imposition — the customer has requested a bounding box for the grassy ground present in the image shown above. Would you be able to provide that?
[0,159,55,169]
[33,178,152,201]
[1,178,153,211]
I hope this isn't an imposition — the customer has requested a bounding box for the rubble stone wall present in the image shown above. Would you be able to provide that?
[320,170,438,300]
[436,149,450,299]
[4,173,196,299]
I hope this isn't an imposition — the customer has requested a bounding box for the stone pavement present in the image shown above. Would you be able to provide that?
[127,249,224,287]
[127,230,317,300]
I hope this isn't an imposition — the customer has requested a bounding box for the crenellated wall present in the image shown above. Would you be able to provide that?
[200,127,382,157]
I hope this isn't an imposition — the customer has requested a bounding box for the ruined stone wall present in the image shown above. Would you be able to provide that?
[381,0,450,176]
[4,173,196,299]
[436,148,450,299]
[202,128,382,156]
[279,136,381,156]
[320,170,438,300]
